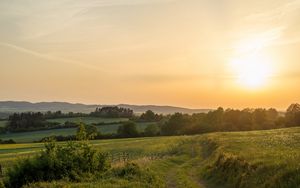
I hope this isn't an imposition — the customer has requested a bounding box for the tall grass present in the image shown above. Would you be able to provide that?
[200,127,300,188]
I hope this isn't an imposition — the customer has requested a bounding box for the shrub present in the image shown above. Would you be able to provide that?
[109,163,163,186]
[0,139,16,144]
[117,121,139,138]
[5,141,110,188]
[144,124,160,136]
[114,163,142,179]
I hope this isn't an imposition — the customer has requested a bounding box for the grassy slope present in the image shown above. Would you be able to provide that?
[1,127,300,187]
[0,136,185,170]
[200,127,300,188]
[0,122,154,143]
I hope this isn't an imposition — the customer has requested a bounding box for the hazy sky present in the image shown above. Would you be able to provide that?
[1,0,300,109]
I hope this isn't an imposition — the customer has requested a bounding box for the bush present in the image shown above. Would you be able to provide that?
[114,163,142,179]
[0,139,16,144]
[117,121,139,138]
[5,141,110,188]
[144,124,160,136]
[109,163,163,186]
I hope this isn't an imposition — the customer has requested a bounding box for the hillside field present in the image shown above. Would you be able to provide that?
[0,121,154,143]
[46,117,128,125]
[1,127,300,187]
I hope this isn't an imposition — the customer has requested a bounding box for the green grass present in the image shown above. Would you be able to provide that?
[1,127,300,187]
[0,122,154,143]
[200,127,300,188]
[0,136,188,175]
[46,117,129,125]
[0,120,7,128]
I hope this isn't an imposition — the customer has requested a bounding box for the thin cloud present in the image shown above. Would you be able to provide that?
[245,0,300,22]
[243,0,300,46]
[0,42,104,72]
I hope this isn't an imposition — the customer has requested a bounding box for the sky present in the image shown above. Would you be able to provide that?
[0,0,300,110]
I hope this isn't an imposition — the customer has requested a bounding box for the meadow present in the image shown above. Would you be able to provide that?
[0,121,154,143]
[1,127,300,187]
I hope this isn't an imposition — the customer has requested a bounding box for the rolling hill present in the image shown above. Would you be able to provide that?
[0,101,211,118]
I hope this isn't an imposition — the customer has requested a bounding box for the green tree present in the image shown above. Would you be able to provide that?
[144,124,160,136]
[286,103,300,127]
[140,110,156,121]
[252,109,267,129]
[140,110,163,122]
[161,113,191,135]
[76,122,87,141]
[86,125,99,139]
[117,121,139,137]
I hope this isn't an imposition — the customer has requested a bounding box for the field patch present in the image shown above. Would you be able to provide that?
[46,117,128,125]
[0,122,154,143]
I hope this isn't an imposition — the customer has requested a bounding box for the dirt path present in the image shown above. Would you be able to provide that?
[165,157,208,188]
[166,169,178,188]
[161,140,210,188]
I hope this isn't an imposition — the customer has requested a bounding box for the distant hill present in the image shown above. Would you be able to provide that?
[0,101,211,118]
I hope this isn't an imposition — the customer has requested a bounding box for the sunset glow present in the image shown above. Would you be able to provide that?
[0,0,300,109]
[230,53,273,89]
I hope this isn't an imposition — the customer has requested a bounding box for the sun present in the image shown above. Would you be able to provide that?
[230,53,272,89]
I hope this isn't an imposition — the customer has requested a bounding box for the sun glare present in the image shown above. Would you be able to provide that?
[230,53,272,89]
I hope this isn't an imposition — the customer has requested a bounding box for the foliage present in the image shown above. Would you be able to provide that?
[139,110,163,122]
[25,163,163,188]
[5,141,110,188]
[76,122,87,141]
[117,121,139,138]
[85,125,99,139]
[5,112,89,133]
[112,163,142,178]
[285,103,300,127]
[76,122,99,140]
[0,139,16,144]
[161,113,192,135]
[43,111,88,119]
[161,107,285,136]
[7,112,49,132]
[90,107,133,118]
[144,124,160,136]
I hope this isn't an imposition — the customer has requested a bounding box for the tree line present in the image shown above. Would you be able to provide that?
[2,107,136,133]
[90,106,134,118]
[160,104,300,135]
[39,103,300,142]
[2,104,300,138]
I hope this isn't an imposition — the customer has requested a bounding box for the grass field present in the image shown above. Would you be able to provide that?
[0,122,154,143]
[0,120,7,128]
[0,117,128,129]
[46,117,128,125]
[200,127,300,188]
[1,127,300,187]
